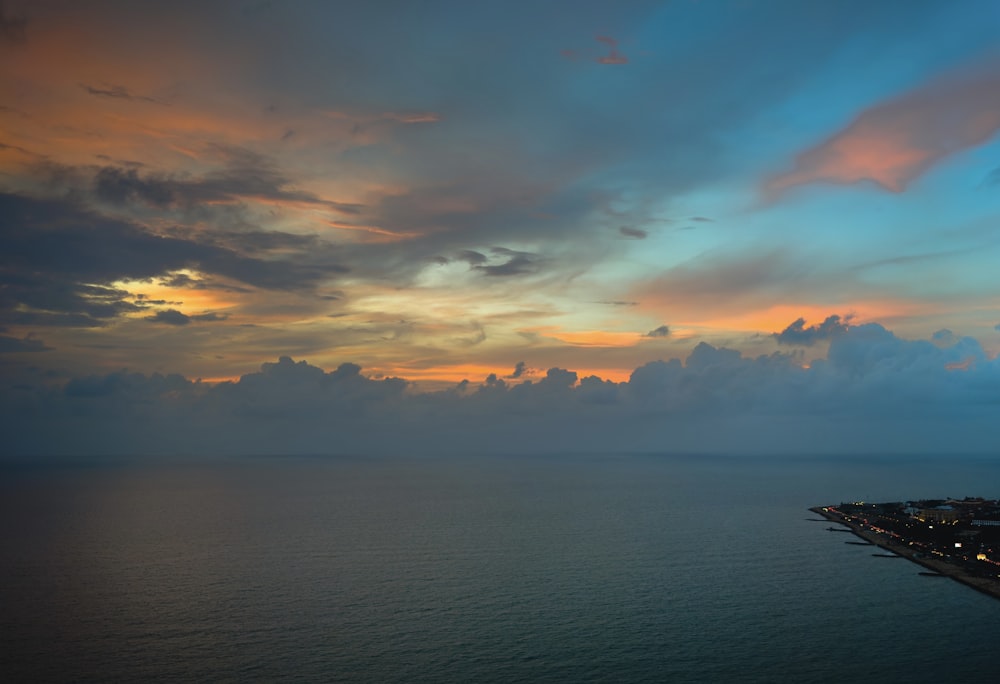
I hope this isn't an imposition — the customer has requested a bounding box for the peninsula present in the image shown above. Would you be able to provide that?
[811,498,1000,601]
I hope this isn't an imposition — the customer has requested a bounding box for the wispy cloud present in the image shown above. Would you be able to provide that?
[619,226,647,239]
[595,35,628,65]
[767,65,1000,197]
[93,150,363,214]
[80,83,168,105]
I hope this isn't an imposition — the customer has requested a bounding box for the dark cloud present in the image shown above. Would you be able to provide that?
[80,83,166,105]
[774,315,850,346]
[619,226,647,239]
[94,166,175,206]
[474,248,543,277]
[645,325,670,338]
[0,3,26,44]
[144,309,228,325]
[145,310,188,325]
[93,154,362,214]
[0,141,34,156]
[0,334,50,352]
[157,273,253,293]
[457,250,487,265]
[0,192,348,327]
[4,324,998,458]
[509,361,527,378]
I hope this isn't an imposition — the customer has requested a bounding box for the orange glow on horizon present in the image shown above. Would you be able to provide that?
[523,327,646,348]
[657,300,945,336]
[114,274,240,314]
[368,363,634,387]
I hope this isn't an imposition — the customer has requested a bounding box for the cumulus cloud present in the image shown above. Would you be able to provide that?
[774,315,850,346]
[932,328,956,344]
[645,325,670,338]
[767,65,1000,197]
[4,323,999,458]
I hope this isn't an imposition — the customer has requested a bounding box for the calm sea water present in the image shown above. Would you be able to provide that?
[2,454,999,682]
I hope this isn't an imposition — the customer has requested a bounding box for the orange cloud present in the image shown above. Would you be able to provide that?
[523,327,645,348]
[324,220,423,242]
[767,65,1000,197]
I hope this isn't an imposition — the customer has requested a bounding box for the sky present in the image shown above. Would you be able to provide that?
[3,0,1000,457]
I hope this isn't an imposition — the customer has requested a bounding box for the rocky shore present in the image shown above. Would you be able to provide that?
[810,506,1000,601]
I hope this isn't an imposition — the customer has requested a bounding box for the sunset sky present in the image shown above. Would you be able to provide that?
[4,1,1000,456]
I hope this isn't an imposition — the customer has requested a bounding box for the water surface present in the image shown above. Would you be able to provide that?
[2,454,998,681]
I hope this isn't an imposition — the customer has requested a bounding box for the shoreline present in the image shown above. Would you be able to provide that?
[809,506,1000,602]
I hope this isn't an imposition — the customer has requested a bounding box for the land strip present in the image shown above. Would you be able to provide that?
[810,506,1000,601]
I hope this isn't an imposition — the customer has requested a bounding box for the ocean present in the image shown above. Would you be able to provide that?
[2,453,999,682]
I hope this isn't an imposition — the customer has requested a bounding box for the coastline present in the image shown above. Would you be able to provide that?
[810,506,1000,602]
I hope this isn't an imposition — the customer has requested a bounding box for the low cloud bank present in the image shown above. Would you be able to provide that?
[3,324,999,459]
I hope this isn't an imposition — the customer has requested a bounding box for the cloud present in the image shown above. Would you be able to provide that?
[92,152,362,214]
[636,249,818,318]
[774,315,850,346]
[145,309,191,326]
[767,65,1000,196]
[0,191,348,327]
[80,83,166,105]
[509,361,527,379]
[931,329,955,344]
[144,309,229,326]
[619,226,647,239]
[4,323,999,458]
[457,250,488,266]
[595,35,627,65]
[0,334,50,353]
[645,325,670,338]
[382,111,442,124]
[472,248,543,277]
[0,3,26,44]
